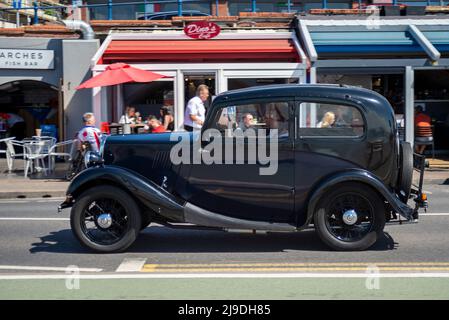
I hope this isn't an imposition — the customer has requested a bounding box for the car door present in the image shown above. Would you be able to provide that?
[293,99,369,226]
[181,97,296,223]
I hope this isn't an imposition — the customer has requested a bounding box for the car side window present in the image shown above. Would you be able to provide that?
[211,101,290,138]
[298,102,365,137]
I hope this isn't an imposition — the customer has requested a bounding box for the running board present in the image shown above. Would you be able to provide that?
[183,202,297,232]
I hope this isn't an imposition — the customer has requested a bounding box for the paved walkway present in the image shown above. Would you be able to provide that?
[0,158,69,199]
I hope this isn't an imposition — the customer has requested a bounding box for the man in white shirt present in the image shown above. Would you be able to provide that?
[184,84,209,131]
[77,112,102,153]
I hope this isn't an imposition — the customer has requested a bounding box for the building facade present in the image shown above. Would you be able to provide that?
[0,36,98,140]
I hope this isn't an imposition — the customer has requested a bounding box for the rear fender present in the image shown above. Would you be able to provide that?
[302,169,414,227]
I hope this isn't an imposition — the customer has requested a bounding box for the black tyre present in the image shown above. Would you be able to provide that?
[70,185,141,253]
[314,183,386,251]
[397,142,413,202]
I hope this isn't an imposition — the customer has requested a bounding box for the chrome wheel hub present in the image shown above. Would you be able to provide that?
[97,213,113,229]
[342,209,358,226]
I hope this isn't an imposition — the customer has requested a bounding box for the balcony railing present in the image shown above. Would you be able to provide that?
[0,0,448,25]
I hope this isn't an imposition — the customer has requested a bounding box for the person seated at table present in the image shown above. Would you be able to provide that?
[160,105,174,131]
[119,106,141,127]
[144,116,166,133]
[77,112,102,153]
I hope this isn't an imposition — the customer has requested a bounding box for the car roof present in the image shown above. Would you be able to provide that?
[212,84,395,121]
[215,84,389,109]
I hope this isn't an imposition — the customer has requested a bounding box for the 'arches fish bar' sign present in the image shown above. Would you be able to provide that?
[184,21,221,40]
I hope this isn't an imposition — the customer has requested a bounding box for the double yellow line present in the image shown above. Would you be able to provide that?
[141,262,449,273]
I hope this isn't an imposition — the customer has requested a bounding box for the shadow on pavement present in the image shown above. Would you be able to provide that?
[29,226,397,254]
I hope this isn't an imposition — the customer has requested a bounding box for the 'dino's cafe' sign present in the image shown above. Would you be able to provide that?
[184,21,221,40]
[0,49,54,69]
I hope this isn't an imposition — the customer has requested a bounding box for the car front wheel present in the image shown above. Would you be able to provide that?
[314,183,386,251]
[70,185,141,253]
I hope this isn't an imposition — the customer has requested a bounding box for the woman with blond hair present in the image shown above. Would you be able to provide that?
[184,84,209,132]
[317,111,336,128]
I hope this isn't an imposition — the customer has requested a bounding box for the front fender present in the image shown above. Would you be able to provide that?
[303,169,414,226]
[60,165,185,222]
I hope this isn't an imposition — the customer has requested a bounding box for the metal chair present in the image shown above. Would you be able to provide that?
[4,139,25,173]
[0,137,15,172]
[22,141,50,178]
[47,139,76,172]
[0,136,15,156]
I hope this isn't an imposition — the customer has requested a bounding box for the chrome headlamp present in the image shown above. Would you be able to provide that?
[84,151,104,168]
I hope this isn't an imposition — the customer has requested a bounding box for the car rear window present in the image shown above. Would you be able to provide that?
[298,102,365,137]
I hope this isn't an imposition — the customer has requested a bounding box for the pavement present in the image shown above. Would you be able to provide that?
[0,180,448,299]
[0,158,69,199]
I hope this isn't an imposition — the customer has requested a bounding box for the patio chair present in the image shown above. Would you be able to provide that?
[22,141,50,178]
[4,139,25,173]
[0,137,15,172]
[0,137,15,155]
[47,139,76,172]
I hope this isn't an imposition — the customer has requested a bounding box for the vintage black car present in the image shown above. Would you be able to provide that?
[59,84,427,252]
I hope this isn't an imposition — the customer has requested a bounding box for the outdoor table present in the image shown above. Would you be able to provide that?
[132,123,146,134]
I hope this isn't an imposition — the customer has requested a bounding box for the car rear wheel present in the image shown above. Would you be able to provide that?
[70,185,141,253]
[314,183,386,251]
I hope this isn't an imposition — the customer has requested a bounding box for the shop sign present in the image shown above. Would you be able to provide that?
[0,49,54,70]
[184,21,221,40]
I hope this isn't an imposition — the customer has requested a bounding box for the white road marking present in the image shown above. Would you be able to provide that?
[0,265,102,272]
[115,258,147,272]
[420,213,449,216]
[0,218,69,221]
[2,272,449,280]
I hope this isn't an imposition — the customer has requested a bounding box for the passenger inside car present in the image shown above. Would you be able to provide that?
[317,112,336,128]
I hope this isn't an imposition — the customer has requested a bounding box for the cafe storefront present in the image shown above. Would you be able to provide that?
[90,27,307,130]
[297,17,449,153]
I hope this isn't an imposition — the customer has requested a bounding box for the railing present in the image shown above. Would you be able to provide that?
[0,0,448,25]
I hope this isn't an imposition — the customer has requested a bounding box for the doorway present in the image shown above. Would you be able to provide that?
[183,72,216,111]
[0,80,59,141]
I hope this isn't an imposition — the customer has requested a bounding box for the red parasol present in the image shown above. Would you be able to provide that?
[77,62,169,89]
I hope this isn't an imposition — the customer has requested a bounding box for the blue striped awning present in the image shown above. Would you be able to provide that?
[310,30,424,55]
[300,22,449,61]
